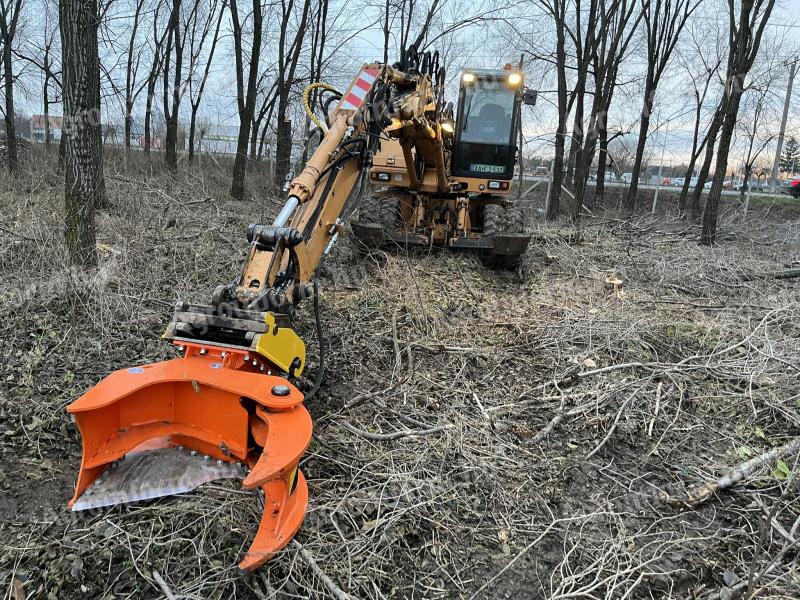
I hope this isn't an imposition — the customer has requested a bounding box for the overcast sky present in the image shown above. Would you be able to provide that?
[16,0,800,170]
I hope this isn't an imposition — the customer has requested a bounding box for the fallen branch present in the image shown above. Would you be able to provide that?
[660,438,800,507]
[741,267,800,281]
[586,387,640,459]
[152,571,176,600]
[291,540,353,600]
[340,421,453,441]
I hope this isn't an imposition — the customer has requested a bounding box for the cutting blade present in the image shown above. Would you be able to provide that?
[72,446,245,511]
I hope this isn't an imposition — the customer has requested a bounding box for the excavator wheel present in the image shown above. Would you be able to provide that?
[352,195,402,249]
[481,203,526,270]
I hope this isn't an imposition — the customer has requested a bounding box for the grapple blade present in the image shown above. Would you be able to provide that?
[67,345,312,571]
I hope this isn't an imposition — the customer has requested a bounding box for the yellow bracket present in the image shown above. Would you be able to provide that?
[252,312,306,376]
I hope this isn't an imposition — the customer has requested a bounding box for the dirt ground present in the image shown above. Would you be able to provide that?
[1,153,799,599]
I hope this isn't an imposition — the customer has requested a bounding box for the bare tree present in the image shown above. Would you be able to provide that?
[624,0,699,212]
[701,0,776,245]
[538,0,569,221]
[676,19,724,214]
[734,39,785,210]
[564,0,599,203]
[0,0,24,173]
[230,0,263,200]
[144,2,170,154]
[162,0,188,172]
[60,0,105,266]
[272,0,313,190]
[575,0,641,210]
[20,0,61,150]
[123,0,148,154]
[251,75,277,160]
[186,0,224,161]
[300,0,330,165]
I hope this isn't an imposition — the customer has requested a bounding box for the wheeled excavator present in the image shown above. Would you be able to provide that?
[66,47,536,571]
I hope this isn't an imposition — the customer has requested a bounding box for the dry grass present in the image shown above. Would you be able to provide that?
[1,148,799,599]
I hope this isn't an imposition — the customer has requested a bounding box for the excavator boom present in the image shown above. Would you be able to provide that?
[66,56,449,570]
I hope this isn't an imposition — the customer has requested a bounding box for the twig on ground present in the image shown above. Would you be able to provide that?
[152,571,176,600]
[660,438,800,507]
[340,421,453,441]
[586,387,641,459]
[292,540,353,600]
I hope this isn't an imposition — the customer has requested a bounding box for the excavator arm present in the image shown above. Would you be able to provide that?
[66,55,449,571]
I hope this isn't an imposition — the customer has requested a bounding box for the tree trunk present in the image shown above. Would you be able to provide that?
[43,84,51,149]
[678,81,716,213]
[164,0,182,174]
[249,117,261,160]
[3,35,18,173]
[546,17,568,221]
[188,110,197,161]
[145,80,156,154]
[689,103,725,220]
[701,91,743,245]
[230,0,262,201]
[596,126,608,204]
[273,94,293,190]
[739,164,751,204]
[60,0,105,267]
[624,81,654,213]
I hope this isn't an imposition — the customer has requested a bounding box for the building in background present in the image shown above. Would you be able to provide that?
[31,115,62,142]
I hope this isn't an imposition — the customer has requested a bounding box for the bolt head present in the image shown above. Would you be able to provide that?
[271,384,291,397]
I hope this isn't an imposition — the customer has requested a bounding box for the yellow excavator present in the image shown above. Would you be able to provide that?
[66,47,536,571]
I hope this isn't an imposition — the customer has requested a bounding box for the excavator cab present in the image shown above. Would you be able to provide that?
[356,61,537,267]
[451,69,525,180]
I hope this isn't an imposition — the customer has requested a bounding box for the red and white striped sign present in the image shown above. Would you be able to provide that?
[338,67,380,112]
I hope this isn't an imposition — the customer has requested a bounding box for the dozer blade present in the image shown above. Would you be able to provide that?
[491,232,531,256]
[67,344,312,571]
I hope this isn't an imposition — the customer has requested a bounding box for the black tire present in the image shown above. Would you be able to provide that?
[481,203,525,270]
[352,195,402,251]
[356,194,402,230]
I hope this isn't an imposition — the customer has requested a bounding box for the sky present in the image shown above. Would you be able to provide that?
[15,0,800,171]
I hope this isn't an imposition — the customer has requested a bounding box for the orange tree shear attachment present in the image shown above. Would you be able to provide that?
[67,345,312,571]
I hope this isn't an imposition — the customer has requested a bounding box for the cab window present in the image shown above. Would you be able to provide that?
[453,82,517,178]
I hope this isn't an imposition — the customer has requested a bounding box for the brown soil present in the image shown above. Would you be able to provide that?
[1,151,799,599]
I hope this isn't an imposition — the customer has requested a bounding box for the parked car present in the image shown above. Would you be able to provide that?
[533,166,549,177]
[661,177,671,186]
[620,172,633,184]
[789,179,800,198]
[704,180,713,189]
[590,171,617,182]
[672,177,685,187]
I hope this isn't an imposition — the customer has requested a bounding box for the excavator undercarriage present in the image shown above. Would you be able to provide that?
[66,47,537,570]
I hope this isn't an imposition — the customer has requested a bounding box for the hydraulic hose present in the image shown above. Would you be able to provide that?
[303,82,342,133]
